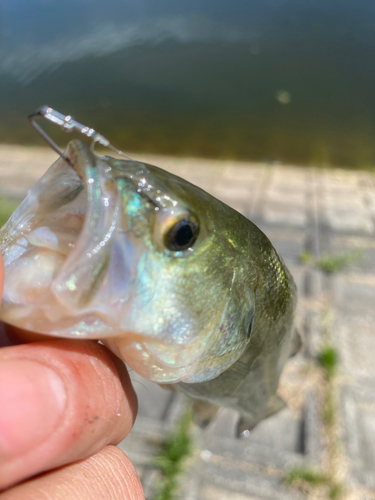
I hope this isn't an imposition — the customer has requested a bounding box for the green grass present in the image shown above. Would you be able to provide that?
[0,197,19,228]
[318,346,339,380]
[299,250,312,264]
[285,467,345,498]
[322,390,336,426]
[299,249,363,274]
[152,410,192,500]
[329,483,345,499]
[318,345,338,425]
[284,466,329,486]
[316,250,363,274]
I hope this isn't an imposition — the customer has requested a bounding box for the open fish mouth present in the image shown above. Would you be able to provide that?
[0,140,221,384]
[1,140,128,334]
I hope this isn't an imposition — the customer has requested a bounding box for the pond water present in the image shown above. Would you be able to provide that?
[1,0,375,167]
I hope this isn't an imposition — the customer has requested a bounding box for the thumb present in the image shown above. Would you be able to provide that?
[0,253,3,300]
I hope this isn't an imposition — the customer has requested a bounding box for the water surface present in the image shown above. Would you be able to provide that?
[1,0,375,168]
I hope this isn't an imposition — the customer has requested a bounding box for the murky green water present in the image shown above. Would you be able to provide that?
[1,1,375,168]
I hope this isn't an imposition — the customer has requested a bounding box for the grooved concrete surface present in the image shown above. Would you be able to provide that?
[1,145,375,500]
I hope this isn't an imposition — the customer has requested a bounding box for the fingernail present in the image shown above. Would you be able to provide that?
[0,359,67,458]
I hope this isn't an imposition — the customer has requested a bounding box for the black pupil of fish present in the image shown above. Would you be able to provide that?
[166,218,198,251]
[177,223,194,245]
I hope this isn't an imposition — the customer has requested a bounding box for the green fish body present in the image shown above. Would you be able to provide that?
[0,140,297,431]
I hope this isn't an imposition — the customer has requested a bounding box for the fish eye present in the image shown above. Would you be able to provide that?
[164,215,199,251]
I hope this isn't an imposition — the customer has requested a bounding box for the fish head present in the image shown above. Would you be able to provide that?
[0,140,256,384]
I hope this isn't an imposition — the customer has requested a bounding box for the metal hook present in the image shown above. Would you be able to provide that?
[28,105,132,165]
[28,106,167,209]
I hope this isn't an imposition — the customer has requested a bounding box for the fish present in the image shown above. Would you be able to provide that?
[0,139,299,433]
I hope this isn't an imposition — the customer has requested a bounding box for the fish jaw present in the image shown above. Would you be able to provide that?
[0,140,138,337]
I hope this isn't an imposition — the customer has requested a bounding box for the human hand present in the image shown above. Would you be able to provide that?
[0,255,144,499]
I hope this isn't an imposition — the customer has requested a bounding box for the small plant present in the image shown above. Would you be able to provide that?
[0,197,19,228]
[284,466,329,486]
[299,249,362,274]
[285,467,345,498]
[152,410,192,500]
[329,482,344,499]
[318,345,338,380]
[316,250,363,274]
[299,250,312,264]
[322,390,336,426]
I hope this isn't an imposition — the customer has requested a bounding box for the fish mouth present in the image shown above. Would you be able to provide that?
[0,140,136,337]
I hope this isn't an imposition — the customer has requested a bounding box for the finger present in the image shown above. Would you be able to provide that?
[0,254,3,297]
[0,445,144,500]
[0,340,137,490]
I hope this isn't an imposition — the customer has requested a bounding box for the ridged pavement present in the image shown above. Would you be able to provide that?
[1,145,374,500]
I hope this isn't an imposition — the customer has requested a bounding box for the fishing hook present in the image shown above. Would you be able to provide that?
[28,105,132,166]
[28,106,166,209]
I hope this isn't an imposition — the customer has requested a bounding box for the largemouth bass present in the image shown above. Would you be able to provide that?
[0,140,298,432]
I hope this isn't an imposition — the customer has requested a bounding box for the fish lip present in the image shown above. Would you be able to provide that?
[64,139,97,179]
